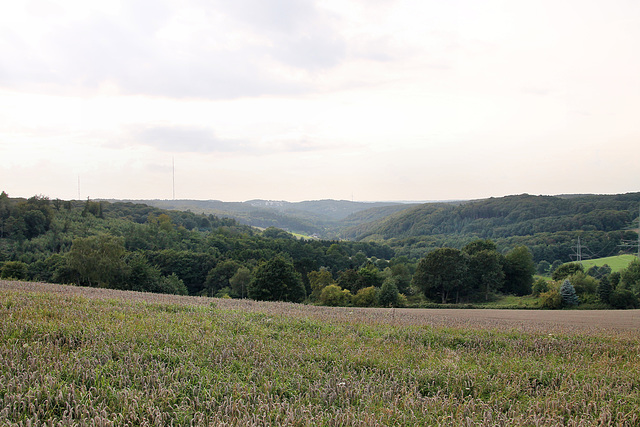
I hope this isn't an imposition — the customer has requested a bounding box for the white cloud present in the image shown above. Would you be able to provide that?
[1,0,640,201]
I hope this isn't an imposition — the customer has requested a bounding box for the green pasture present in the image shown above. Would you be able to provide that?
[578,254,637,272]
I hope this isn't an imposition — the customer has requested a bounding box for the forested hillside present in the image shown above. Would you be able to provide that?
[3,191,640,309]
[108,198,415,238]
[343,193,640,264]
[0,192,394,300]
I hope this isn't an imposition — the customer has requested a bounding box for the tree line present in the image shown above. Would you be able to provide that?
[5,191,637,309]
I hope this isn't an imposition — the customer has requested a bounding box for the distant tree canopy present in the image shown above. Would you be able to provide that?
[412,242,535,303]
[2,191,639,309]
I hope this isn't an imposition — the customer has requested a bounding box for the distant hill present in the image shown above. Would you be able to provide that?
[104,193,640,264]
[342,193,640,264]
[104,199,415,238]
[344,193,640,240]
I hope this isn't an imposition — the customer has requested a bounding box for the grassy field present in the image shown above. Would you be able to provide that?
[578,254,637,272]
[2,280,640,426]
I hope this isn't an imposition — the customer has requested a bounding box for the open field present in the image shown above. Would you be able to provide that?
[2,280,640,425]
[578,254,637,272]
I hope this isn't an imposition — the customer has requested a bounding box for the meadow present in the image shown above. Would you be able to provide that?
[578,254,637,273]
[2,280,640,426]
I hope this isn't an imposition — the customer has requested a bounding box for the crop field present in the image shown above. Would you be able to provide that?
[2,280,640,426]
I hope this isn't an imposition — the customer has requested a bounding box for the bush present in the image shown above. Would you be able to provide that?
[609,289,639,309]
[0,261,29,280]
[397,293,408,308]
[318,284,351,306]
[566,272,597,297]
[353,286,378,307]
[531,278,549,296]
[159,273,188,295]
[552,263,584,281]
[540,289,562,309]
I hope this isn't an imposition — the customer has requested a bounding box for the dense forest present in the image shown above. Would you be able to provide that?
[343,193,640,264]
[1,191,639,309]
[111,198,415,238]
[0,192,397,300]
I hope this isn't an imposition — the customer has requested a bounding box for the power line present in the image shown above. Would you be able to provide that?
[617,203,640,258]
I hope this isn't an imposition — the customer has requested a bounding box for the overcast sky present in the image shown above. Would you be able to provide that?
[1,0,639,202]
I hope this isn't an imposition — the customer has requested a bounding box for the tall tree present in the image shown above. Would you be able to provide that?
[467,249,504,301]
[68,234,127,287]
[413,248,468,304]
[308,269,334,301]
[502,246,535,295]
[248,256,305,302]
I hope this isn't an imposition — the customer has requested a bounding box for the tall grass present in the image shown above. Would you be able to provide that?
[1,280,639,425]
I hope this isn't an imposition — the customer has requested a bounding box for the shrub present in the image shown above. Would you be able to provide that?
[0,261,29,280]
[531,278,549,296]
[539,289,562,309]
[566,272,597,297]
[353,286,378,307]
[159,273,188,295]
[319,284,351,306]
[609,289,639,309]
[552,263,584,281]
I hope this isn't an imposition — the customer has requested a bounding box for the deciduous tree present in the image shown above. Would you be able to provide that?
[248,256,305,302]
[413,248,468,304]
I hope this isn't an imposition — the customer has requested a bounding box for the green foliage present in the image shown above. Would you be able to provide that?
[355,264,384,292]
[0,261,29,280]
[531,278,549,297]
[308,269,334,301]
[462,239,497,255]
[68,234,127,287]
[345,193,640,265]
[378,278,400,307]
[560,279,579,306]
[318,284,351,306]
[229,267,251,298]
[413,248,468,304]
[502,246,535,296]
[353,286,378,307]
[468,249,504,300]
[609,288,639,309]
[536,260,551,276]
[620,259,640,295]
[539,288,562,309]
[205,260,241,296]
[565,271,597,297]
[586,264,611,279]
[158,273,188,295]
[596,277,612,304]
[248,256,305,302]
[552,263,584,281]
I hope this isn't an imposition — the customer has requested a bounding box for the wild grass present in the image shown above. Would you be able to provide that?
[1,280,639,426]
